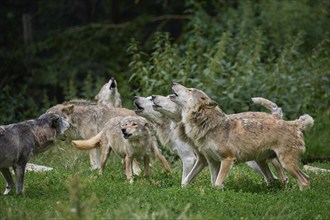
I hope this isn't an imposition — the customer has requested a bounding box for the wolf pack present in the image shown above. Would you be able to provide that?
[1,76,323,195]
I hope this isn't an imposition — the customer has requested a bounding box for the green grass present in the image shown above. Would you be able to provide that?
[1,138,330,220]
[1,112,329,219]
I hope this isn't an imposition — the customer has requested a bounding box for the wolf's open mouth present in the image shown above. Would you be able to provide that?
[123,133,132,139]
[169,92,177,100]
[152,104,161,110]
[109,81,116,90]
[171,89,178,97]
[134,102,144,111]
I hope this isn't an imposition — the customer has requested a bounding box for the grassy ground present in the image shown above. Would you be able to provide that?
[1,138,330,220]
[1,112,330,219]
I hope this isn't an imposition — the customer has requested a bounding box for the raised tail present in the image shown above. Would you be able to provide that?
[296,114,314,131]
[287,114,314,131]
[71,131,103,150]
[252,97,283,119]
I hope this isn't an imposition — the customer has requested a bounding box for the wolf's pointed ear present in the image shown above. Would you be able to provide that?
[144,122,150,129]
[62,105,74,114]
[205,100,218,109]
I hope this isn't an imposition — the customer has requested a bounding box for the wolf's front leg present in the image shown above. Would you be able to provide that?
[206,157,221,186]
[182,153,208,186]
[215,157,235,190]
[125,155,134,184]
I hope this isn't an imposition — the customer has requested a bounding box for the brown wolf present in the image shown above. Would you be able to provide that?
[170,83,313,190]
[72,116,152,183]
[0,113,69,195]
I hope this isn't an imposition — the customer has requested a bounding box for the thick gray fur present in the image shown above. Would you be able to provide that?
[0,113,69,195]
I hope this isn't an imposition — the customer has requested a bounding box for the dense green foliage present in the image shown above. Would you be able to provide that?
[128,1,329,119]
[1,0,329,123]
[0,142,330,219]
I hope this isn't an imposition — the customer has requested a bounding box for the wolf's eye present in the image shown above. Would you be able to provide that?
[132,123,137,126]
[201,97,206,100]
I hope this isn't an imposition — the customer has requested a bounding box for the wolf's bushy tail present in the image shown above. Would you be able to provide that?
[296,114,314,131]
[71,131,103,150]
[252,97,283,119]
[287,114,314,131]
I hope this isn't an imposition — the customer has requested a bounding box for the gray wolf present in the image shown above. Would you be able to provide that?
[72,116,152,183]
[152,94,288,186]
[47,100,135,170]
[134,96,196,184]
[0,113,69,195]
[170,83,313,190]
[95,77,122,108]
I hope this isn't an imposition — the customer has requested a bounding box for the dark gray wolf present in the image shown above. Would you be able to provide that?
[0,113,69,195]
[170,83,313,190]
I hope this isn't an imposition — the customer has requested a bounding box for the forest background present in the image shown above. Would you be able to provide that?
[0,0,329,158]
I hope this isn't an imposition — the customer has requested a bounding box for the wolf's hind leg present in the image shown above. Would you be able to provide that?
[255,160,276,186]
[277,153,310,190]
[89,148,101,170]
[271,157,289,186]
[143,155,152,177]
[99,146,112,175]
[1,168,14,195]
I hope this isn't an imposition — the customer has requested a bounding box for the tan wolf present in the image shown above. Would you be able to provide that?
[170,83,313,190]
[72,116,152,183]
[47,100,135,170]
[152,94,288,186]
[47,100,170,173]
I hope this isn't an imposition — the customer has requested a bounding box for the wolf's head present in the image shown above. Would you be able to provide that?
[120,116,150,140]
[95,77,122,107]
[170,83,218,110]
[133,96,163,124]
[152,95,181,122]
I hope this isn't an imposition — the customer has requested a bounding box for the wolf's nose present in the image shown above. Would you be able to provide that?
[172,82,177,86]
